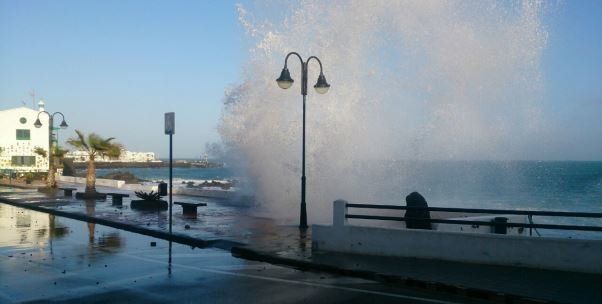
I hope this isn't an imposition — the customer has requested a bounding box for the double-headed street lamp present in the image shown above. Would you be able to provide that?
[34,110,68,188]
[276,52,330,230]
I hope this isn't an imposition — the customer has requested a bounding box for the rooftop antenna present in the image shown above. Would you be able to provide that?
[29,90,36,109]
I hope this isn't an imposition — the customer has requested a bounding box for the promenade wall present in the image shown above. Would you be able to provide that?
[57,175,125,188]
[312,200,602,274]
[54,176,237,198]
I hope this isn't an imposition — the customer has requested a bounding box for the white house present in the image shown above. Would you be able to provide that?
[0,101,50,173]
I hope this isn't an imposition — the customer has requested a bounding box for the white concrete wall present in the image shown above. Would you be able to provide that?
[173,187,234,199]
[312,200,602,274]
[57,175,125,188]
[66,150,156,162]
[0,106,50,172]
[120,183,157,192]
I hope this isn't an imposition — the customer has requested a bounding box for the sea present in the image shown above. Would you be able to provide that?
[95,161,601,238]
[96,161,602,212]
[96,167,235,184]
[357,160,602,239]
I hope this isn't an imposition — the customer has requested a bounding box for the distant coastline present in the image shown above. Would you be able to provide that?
[68,160,224,169]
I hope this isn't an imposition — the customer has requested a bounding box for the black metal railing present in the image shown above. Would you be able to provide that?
[344,203,602,233]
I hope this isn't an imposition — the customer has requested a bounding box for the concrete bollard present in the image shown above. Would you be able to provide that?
[333,199,348,227]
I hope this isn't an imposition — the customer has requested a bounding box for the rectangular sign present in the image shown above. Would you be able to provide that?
[165,112,175,135]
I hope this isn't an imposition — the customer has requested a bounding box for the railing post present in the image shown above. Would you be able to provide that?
[333,199,348,227]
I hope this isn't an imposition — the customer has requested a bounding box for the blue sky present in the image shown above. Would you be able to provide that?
[0,0,248,158]
[540,0,602,160]
[1,0,601,160]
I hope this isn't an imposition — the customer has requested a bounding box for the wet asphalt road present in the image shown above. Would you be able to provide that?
[0,204,476,304]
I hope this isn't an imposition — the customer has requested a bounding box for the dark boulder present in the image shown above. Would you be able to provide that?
[100,171,145,184]
[404,192,432,230]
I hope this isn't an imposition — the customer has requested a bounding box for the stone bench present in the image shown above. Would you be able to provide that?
[174,202,207,216]
[58,187,77,197]
[107,193,130,205]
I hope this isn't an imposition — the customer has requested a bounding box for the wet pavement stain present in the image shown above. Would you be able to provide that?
[0,186,314,259]
[0,203,467,304]
[2,186,601,304]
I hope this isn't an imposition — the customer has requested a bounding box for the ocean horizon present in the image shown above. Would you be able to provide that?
[94,160,601,210]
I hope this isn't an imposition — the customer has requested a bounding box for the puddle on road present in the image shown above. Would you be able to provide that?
[0,203,121,252]
[0,186,305,247]
[0,202,278,303]
[0,186,318,268]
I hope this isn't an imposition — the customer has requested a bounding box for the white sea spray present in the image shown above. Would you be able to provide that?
[219,0,549,223]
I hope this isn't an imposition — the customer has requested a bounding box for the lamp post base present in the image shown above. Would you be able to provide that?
[300,174,308,230]
[300,200,308,229]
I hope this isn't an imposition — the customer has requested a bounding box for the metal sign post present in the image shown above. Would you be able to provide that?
[165,112,175,232]
[165,112,175,273]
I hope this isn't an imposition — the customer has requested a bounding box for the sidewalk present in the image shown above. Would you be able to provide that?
[1,185,600,303]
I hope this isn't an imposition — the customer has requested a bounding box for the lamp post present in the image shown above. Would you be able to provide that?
[34,111,68,188]
[276,52,330,230]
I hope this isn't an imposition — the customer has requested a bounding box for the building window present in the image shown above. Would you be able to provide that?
[20,117,27,124]
[11,156,36,166]
[16,129,31,140]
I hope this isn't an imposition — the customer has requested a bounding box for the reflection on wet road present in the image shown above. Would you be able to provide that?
[0,204,468,303]
[0,187,286,243]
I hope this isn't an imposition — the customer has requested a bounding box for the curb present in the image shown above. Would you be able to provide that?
[231,246,556,304]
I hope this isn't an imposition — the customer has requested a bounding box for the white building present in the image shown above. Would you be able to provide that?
[66,149,158,163]
[0,101,50,172]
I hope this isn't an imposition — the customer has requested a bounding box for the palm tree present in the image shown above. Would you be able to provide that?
[53,146,69,164]
[52,146,69,184]
[33,146,49,186]
[67,130,122,196]
[34,147,47,158]
[34,146,69,188]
